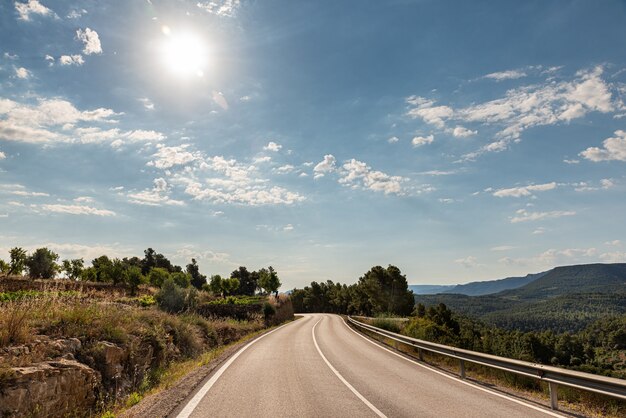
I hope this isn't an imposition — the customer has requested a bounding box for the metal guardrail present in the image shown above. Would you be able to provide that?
[347,316,626,411]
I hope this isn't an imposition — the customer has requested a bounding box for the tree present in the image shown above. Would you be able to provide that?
[171,271,191,288]
[358,265,414,316]
[0,259,9,276]
[127,266,144,296]
[8,247,27,276]
[92,255,113,282]
[141,248,156,275]
[209,274,223,296]
[26,248,59,279]
[186,258,207,290]
[149,267,170,287]
[231,266,257,295]
[223,277,240,296]
[258,266,281,296]
[62,258,84,280]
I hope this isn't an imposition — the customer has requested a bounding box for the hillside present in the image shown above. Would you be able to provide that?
[415,263,626,332]
[442,271,547,296]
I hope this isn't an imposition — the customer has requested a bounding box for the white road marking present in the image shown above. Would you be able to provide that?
[341,316,567,418]
[312,316,387,418]
[176,318,302,418]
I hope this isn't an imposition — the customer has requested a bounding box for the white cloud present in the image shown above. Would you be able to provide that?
[491,245,515,251]
[406,97,453,129]
[274,164,295,174]
[419,170,457,176]
[212,91,228,110]
[139,98,154,110]
[313,154,337,179]
[172,155,305,206]
[0,98,124,144]
[387,136,399,143]
[409,67,617,159]
[532,227,546,235]
[574,178,615,192]
[412,135,434,147]
[196,0,241,17]
[452,126,477,137]
[76,28,102,55]
[493,182,557,198]
[38,204,115,216]
[510,209,575,223]
[563,159,579,164]
[483,70,527,81]
[455,256,480,268]
[45,55,54,66]
[74,196,94,203]
[0,151,5,160]
[14,67,31,79]
[148,144,199,169]
[15,0,55,21]
[263,141,282,152]
[605,240,621,247]
[127,178,185,206]
[283,224,294,231]
[499,246,625,267]
[75,128,165,147]
[338,159,407,195]
[580,130,626,162]
[66,8,87,19]
[59,55,84,66]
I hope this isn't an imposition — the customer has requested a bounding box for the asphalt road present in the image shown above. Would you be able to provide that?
[173,314,564,418]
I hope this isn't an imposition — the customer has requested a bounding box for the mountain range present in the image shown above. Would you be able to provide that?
[412,263,626,332]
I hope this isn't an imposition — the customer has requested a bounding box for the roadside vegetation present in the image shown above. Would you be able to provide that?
[0,246,293,417]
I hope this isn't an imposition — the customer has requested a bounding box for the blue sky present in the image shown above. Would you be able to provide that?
[1,0,626,288]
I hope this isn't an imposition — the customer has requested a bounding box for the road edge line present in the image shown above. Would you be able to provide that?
[312,316,387,418]
[341,316,566,418]
[175,318,301,418]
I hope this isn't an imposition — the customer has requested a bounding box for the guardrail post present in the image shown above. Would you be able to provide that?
[418,348,423,361]
[549,382,558,410]
[459,359,466,379]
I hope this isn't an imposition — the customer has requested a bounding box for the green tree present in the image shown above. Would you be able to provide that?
[127,266,144,295]
[172,271,191,288]
[62,258,84,280]
[0,259,9,276]
[209,274,223,296]
[26,247,59,279]
[186,258,207,290]
[223,277,240,296]
[258,266,281,296]
[8,247,27,276]
[92,255,114,282]
[230,266,256,295]
[149,267,170,287]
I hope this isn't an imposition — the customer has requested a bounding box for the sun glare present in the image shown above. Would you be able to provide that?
[161,27,207,77]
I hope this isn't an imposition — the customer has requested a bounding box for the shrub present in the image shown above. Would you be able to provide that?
[263,302,276,321]
[171,272,191,288]
[372,318,402,333]
[149,268,170,288]
[125,392,142,407]
[137,295,156,307]
[156,279,197,313]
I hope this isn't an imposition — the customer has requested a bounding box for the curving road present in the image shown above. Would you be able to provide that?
[172,314,565,418]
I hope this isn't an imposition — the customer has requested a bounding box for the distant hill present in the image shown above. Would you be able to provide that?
[442,271,547,296]
[414,263,626,332]
[409,284,456,295]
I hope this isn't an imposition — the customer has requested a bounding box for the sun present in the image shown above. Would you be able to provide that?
[160,27,207,77]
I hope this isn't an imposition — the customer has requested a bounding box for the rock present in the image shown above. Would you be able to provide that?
[94,341,127,381]
[0,359,101,417]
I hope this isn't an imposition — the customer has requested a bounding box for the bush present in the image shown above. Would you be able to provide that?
[372,318,402,333]
[263,302,276,321]
[156,279,198,313]
[171,272,191,288]
[138,295,156,307]
[149,268,171,288]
